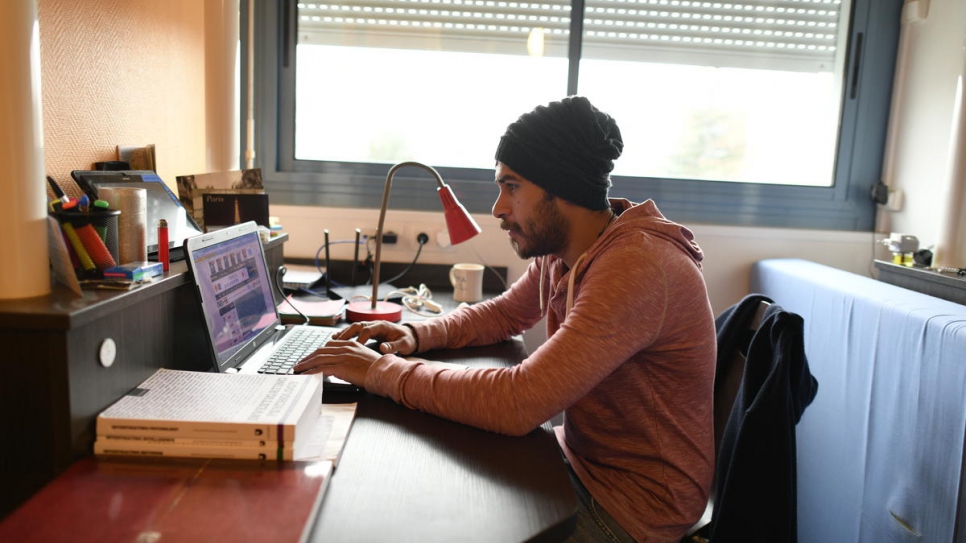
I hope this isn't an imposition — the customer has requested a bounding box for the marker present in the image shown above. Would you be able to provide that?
[158,219,169,272]
[92,200,110,242]
[76,194,90,213]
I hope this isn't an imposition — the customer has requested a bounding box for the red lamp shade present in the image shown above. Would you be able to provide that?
[345,162,481,323]
[438,185,482,245]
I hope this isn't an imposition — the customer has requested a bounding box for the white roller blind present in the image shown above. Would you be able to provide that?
[297,0,844,71]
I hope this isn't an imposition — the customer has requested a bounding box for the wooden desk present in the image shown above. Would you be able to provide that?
[311,340,577,543]
[1,272,577,541]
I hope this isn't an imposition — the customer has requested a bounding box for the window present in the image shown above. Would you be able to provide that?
[248,0,902,230]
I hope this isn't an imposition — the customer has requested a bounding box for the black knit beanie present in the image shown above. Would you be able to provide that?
[494,96,623,210]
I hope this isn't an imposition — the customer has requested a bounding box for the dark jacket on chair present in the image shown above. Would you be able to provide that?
[709,294,819,543]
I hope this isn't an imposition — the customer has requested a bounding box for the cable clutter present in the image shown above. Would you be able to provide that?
[384,284,443,317]
[307,227,432,300]
[285,232,451,320]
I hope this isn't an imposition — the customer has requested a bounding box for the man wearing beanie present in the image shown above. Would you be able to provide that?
[297,96,716,543]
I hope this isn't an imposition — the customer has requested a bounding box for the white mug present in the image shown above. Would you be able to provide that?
[449,263,485,303]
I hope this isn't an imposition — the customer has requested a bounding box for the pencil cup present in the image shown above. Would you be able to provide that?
[87,210,120,265]
[51,209,121,277]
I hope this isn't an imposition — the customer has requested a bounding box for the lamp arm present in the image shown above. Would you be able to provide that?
[370,162,446,309]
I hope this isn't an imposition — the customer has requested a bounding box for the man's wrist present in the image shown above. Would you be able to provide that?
[402,323,420,354]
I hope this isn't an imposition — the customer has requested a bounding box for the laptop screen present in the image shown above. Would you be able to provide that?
[185,222,280,372]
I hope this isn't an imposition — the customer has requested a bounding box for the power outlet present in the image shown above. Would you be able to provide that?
[403,223,454,253]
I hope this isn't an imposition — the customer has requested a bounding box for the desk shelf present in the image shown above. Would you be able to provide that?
[0,234,286,518]
[875,259,966,305]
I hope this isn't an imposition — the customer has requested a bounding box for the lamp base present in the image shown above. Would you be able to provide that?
[345,300,403,323]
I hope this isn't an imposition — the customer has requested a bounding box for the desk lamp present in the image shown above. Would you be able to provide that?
[345,161,482,322]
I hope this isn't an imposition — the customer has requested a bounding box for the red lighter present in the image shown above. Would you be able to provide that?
[158,219,169,272]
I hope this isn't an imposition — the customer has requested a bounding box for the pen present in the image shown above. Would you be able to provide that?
[46,175,70,205]
[158,219,169,272]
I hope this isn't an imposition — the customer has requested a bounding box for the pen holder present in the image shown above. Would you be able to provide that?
[51,209,121,278]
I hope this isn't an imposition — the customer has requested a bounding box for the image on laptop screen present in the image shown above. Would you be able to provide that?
[190,227,278,367]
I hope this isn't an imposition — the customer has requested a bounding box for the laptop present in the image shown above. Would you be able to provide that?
[71,170,204,260]
[183,221,356,388]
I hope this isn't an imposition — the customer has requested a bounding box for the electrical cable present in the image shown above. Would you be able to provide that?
[467,238,509,291]
[274,266,310,325]
[384,284,444,317]
[310,233,428,294]
[383,236,427,285]
[313,238,370,288]
[927,266,966,276]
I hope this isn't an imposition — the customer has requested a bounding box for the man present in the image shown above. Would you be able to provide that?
[295,96,716,542]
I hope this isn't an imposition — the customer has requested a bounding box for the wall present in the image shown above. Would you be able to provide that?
[33,0,923,333]
[38,0,207,194]
[272,203,875,349]
[884,0,966,253]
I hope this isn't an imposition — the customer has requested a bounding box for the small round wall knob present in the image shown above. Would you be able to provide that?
[99,338,117,368]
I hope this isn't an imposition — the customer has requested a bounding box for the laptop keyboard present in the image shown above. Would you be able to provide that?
[258,326,333,375]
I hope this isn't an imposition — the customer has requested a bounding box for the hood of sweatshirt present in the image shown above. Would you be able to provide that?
[539,197,704,316]
[599,198,703,267]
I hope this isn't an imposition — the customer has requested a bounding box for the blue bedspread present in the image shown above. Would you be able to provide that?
[752,258,966,543]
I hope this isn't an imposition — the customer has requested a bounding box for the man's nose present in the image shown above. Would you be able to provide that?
[492,193,508,219]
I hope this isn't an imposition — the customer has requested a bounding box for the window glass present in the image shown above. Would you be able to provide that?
[254,0,902,230]
[579,0,848,186]
[295,0,849,186]
[295,0,571,168]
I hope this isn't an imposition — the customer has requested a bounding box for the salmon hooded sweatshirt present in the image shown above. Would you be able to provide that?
[365,198,717,542]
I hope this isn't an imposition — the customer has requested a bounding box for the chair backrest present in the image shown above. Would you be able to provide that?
[703,295,818,543]
[684,298,770,542]
[712,299,769,453]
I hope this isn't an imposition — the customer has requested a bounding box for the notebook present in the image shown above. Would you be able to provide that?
[183,221,356,387]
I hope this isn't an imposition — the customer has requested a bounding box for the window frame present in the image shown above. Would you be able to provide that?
[246,0,901,231]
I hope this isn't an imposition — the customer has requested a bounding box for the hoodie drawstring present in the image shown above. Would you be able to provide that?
[538,256,547,316]
[565,252,587,318]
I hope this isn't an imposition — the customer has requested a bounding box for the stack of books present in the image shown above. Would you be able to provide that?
[94,368,324,461]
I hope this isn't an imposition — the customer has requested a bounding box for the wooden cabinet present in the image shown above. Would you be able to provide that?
[0,235,286,518]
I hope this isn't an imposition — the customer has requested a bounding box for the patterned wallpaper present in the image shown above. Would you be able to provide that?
[38,0,208,198]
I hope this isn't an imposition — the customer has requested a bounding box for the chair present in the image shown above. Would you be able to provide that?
[684,294,818,543]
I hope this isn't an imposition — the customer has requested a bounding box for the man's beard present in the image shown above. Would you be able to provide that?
[501,195,568,259]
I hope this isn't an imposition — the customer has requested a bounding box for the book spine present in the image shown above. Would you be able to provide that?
[96,417,293,441]
[94,439,292,461]
[96,434,289,447]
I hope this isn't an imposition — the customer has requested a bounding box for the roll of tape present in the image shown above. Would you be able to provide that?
[98,186,147,264]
